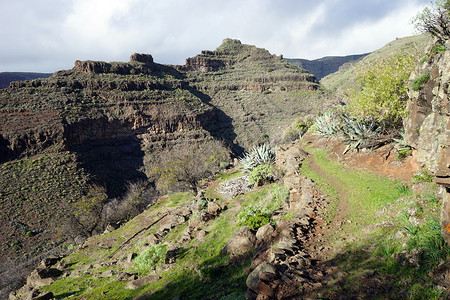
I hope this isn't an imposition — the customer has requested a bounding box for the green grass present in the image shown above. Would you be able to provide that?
[299,144,448,299]
[41,180,287,299]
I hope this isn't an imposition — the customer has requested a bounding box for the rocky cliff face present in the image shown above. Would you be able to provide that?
[404,39,450,244]
[0,40,321,280]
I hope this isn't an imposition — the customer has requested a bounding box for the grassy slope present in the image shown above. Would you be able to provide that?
[321,35,431,92]
[40,177,287,299]
[300,142,448,299]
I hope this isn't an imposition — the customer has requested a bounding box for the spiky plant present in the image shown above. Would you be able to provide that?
[341,115,381,151]
[239,144,276,171]
[313,111,341,137]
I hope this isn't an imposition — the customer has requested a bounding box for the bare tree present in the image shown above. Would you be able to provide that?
[413,0,450,42]
[148,139,230,194]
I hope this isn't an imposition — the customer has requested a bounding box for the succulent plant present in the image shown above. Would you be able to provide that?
[313,111,341,137]
[239,144,276,171]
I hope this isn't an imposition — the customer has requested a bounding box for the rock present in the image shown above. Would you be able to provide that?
[159,214,186,231]
[222,226,256,256]
[246,262,277,292]
[256,224,274,241]
[124,275,161,290]
[117,272,138,281]
[32,292,54,300]
[39,257,61,269]
[129,53,153,64]
[26,268,62,288]
[127,252,137,263]
[207,201,222,216]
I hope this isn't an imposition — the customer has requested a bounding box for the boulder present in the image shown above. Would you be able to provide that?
[255,224,275,241]
[207,201,222,216]
[222,226,256,256]
[124,275,161,290]
[246,262,277,293]
[26,268,62,288]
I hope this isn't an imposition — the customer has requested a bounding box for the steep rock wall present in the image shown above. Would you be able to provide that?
[404,39,450,244]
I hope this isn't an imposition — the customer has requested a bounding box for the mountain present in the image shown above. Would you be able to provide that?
[0,72,53,89]
[0,39,324,295]
[285,54,369,81]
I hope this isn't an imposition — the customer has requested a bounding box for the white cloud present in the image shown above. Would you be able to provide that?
[0,0,431,72]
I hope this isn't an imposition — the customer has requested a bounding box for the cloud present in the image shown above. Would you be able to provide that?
[0,0,431,72]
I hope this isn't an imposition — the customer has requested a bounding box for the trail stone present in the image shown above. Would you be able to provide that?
[125,275,161,290]
[222,226,256,256]
[256,224,274,241]
[207,201,222,216]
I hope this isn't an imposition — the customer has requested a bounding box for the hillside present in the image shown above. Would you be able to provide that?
[285,54,368,81]
[321,35,431,92]
[0,39,323,296]
[2,33,450,299]
[0,72,53,89]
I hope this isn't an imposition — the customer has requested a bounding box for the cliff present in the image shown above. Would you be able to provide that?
[404,39,450,244]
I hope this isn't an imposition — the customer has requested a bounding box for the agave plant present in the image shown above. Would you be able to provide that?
[313,111,341,137]
[341,114,381,152]
[239,144,276,171]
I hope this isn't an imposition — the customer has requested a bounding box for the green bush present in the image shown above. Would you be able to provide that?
[412,72,430,91]
[237,204,272,231]
[248,164,273,186]
[134,243,167,274]
[346,51,419,123]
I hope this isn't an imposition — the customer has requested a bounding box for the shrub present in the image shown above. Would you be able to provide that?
[346,51,419,123]
[248,164,273,186]
[237,204,272,231]
[239,144,275,171]
[412,72,430,91]
[134,243,168,275]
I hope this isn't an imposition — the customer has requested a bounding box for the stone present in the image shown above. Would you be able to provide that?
[39,257,60,269]
[117,272,138,281]
[125,275,161,290]
[129,53,154,64]
[222,226,256,256]
[127,252,137,263]
[32,292,54,300]
[256,224,275,241]
[207,201,222,216]
[26,268,62,288]
[246,262,277,292]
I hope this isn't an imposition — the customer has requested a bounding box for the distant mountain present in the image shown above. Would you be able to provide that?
[0,72,53,89]
[285,54,369,81]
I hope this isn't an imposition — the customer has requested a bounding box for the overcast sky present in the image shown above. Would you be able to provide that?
[0,0,430,72]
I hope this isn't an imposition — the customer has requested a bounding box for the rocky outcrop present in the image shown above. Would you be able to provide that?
[404,38,450,244]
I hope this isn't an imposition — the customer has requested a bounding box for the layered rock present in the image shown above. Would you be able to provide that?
[404,39,450,244]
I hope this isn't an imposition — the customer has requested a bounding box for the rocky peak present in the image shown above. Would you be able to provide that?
[129,53,153,64]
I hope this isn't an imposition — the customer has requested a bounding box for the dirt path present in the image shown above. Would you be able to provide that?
[305,152,352,260]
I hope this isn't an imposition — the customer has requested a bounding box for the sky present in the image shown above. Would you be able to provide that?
[0,0,431,72]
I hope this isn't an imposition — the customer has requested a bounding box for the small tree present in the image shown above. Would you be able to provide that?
[67,185,108,237]
[345,51,419,124]
[413,0,450,42]
[149,139,230,194]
